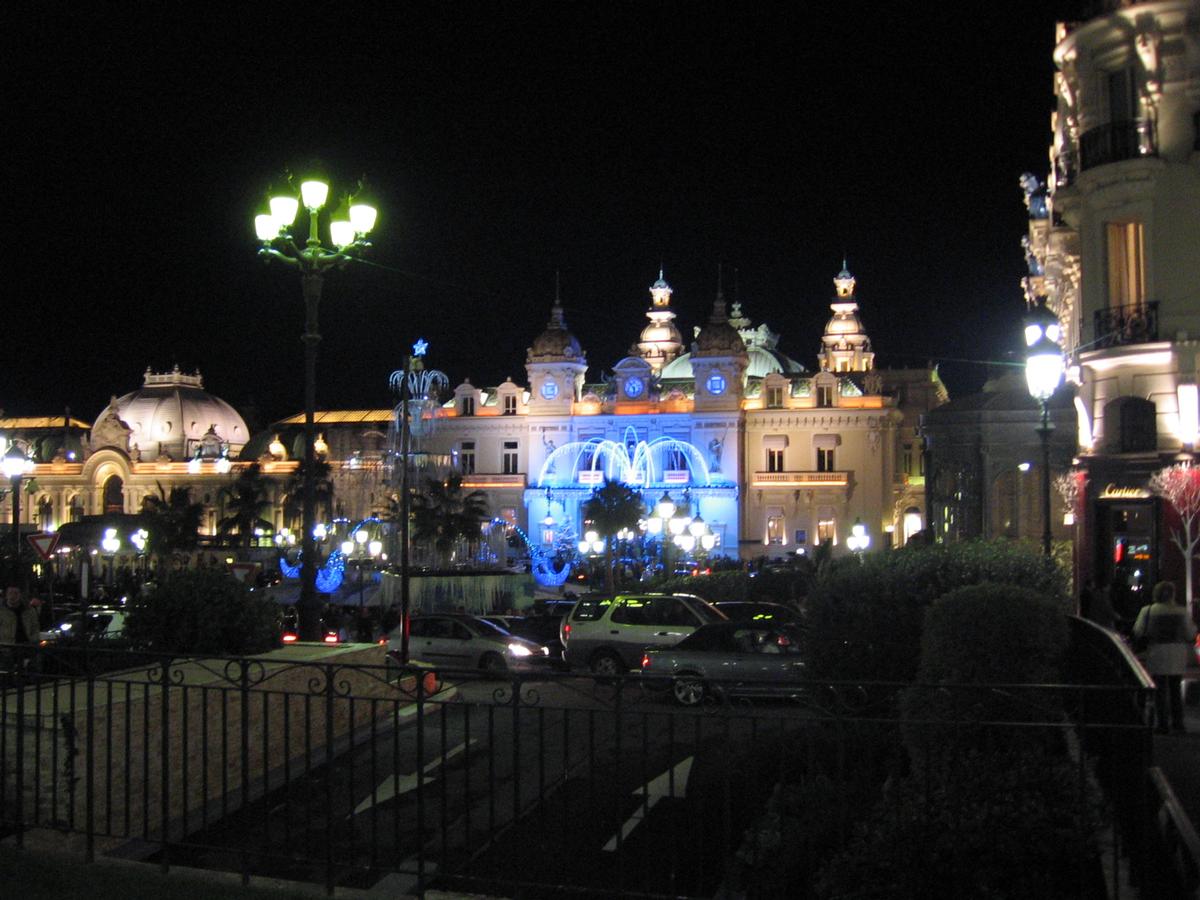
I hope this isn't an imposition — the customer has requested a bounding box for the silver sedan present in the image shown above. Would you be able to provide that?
[640,621,807,706]
[388,613,550,674]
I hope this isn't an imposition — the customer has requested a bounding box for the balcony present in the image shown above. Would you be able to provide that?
[1079,120,1156,172]
[1094,301,1159,349]
[752,470,849,488]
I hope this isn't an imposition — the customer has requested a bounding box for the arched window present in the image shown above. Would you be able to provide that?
[103,475,124,515]
[1103,396,1156,453]
[902,507,923,544]
[37,497,54,531]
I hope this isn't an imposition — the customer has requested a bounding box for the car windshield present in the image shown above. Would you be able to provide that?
[472,617,511,637]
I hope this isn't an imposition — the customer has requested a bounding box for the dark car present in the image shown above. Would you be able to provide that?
[503,612,571,667]
[640,620,807,706]
[713,601,801,625]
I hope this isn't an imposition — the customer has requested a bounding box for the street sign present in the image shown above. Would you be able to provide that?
[27,532,60,561]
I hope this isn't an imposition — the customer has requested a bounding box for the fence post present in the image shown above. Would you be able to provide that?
[13,644,26,848]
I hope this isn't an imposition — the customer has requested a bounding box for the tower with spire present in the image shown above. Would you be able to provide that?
[525,276,587,414]
[633,269,684,373]
[817,261,875,373]
[690,268,748,412]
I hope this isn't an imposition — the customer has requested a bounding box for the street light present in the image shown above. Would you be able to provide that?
[845,518,870,558]
[1024,298,1064,559]
[255,173,377,640]
[101,527,121,587]
[3,444,34,581]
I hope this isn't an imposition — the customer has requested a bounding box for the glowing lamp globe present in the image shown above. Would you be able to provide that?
[700,533,717,551]
[269,195,299,227]
[688,515,707,537]
[355,529,369,545]
[585,530,599,544]
[255,214,279,242]
[300,179,329,211]
[1025,339,1064,402]
[591,540,605,554]
[349,202,377,234]
[655,493,676,520]
[645,517,663,535]
[330,220,355,248]
[341,540,355,556]
[368,540,383,557]
[2,446,31,480]
[577,540,590,555]
[668,516,689,537]
[676,534,696,553]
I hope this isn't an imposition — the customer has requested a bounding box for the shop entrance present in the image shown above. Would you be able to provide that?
[1095,499,1157,629]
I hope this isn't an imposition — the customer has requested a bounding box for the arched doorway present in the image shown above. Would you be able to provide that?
[103,475,125,515]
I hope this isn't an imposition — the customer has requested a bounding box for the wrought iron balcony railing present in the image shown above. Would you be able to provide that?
[1079,120,1156,171]
[1094,300,1159,349]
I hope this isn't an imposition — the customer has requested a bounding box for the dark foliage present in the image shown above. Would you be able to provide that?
[124,568,280,656]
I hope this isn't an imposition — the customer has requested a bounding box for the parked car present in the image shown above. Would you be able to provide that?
[38,608,127,646]
[501,612,572,668]
[388,613,550,674]
[640,620,808,706]
[713,601,801,625]
[560,593,726,675]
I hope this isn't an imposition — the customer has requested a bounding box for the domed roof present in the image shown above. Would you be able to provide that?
[662,346,805,381]
[527,300,585,364]
[93,366,248,460]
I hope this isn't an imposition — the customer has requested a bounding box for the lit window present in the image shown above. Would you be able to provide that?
[766,515,785,545]
[767,386,783,408]
[817,518,837,545]
[902,443,913,476]
[459,441,475,474]
[503,394,517,415]
[1106,221,1145,308]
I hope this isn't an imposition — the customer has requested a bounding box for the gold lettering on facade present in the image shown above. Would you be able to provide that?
[1099,483,1151,499]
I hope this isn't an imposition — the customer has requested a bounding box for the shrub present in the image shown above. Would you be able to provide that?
[648,568,799,606]
[803,540,1067,684]
[124,568,280,656]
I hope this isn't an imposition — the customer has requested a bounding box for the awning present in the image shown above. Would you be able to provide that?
[762,434,789,450]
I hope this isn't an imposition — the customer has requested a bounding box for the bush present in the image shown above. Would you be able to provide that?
[648,568,799,606]
[124,569,280,656]
[803,540,1067,684]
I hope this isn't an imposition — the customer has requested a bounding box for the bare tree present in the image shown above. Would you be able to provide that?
[1149,462,1200,618]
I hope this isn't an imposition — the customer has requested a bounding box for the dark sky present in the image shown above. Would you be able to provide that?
[6,2,1073,430]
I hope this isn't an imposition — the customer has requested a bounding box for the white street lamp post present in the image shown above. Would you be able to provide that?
[1024,299,1065,559]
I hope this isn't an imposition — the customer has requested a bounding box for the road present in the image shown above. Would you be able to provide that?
[153,671,805,896]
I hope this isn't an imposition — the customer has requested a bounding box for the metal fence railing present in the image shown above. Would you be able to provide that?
[0,642,1181,898]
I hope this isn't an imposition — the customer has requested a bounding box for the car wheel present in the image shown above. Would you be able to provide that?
[480,651,508,677]
[589,651,624,677]
[672,676,706,707]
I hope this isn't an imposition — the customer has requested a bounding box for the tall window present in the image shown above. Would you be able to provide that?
[817,447,835,473]
[1108,68,1137,123]
[460,396,475,416]
[459,441,476,474]
[766,515,785,545]
[1106,221,1145,308]
[665,446,687,472]
[503,394,517,415]
[902,443,914,477]
[817,384,833,407]
[767,448,785,473]
[767,386,783,408]
[502,440,519,474]
[817,518,837,545]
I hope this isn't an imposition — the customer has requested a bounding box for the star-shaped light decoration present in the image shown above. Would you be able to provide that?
[412,338,429,357]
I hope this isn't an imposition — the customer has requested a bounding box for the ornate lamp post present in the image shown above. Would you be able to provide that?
[3,445,34,582]
[255,175,377,640]
[845,518,870,560]
[1024,299,1065,559]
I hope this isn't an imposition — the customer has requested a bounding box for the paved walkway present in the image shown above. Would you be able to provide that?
[1151,687,1200,831]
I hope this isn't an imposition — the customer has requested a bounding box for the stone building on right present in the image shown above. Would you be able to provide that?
[1025,0,1199,615]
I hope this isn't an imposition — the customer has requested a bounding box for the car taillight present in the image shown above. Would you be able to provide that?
[323,633,339,644]
[378,638,387,645]
[641,654,651,669]
[282,633,298,643]
[563,623,571,639]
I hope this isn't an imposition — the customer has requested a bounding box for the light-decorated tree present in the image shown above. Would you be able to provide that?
[1149,462,1200,619]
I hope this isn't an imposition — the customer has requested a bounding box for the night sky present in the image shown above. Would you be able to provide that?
[7,2,1073,432]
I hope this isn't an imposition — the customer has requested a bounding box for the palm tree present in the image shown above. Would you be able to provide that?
[282,458,334,528]
[411,473,490,568]
[141,482,203,567]
[582,478,645,594]
[217,463,274,547]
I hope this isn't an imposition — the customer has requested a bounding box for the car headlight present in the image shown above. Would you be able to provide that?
[507,643,533,657]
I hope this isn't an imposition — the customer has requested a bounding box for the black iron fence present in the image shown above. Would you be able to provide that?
[1080,120,1157,171]
[0,643,1181,898]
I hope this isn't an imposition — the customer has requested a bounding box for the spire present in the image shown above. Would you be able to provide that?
[712,263,728,323]
[550,271,565,326]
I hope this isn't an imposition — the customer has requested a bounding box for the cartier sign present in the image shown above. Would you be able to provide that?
[1098,483,1151,500]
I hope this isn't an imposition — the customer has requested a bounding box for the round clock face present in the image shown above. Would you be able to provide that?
[624,376,644,398]
[540,379,559,400]
[706,373,727,395]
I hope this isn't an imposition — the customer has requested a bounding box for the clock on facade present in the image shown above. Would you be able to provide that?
[706,373,726,395]
[624,376,644,399]
[540,379,559,400]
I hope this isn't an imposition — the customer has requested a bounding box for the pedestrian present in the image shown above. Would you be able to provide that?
[1083,579,1116,630]
[1132,581,1196,734]
[0,585,42,681]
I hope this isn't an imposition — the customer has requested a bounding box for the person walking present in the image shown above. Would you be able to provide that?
[1133,581,1196,734]
[0,585,42,683]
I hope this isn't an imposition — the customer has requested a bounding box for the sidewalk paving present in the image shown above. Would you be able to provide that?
[1151,691,1200,832]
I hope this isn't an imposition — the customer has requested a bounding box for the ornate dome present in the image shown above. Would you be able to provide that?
[93,366,249,460]
[527,299,585,363]
[818,262,874,372]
